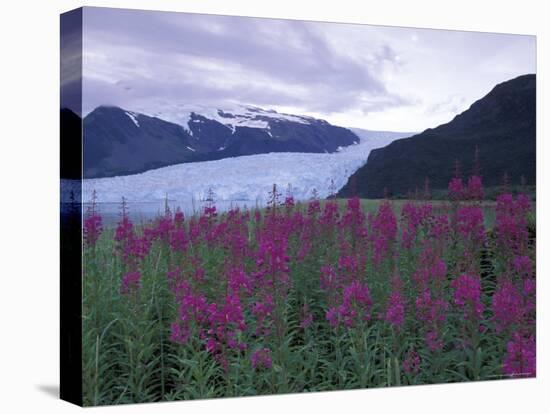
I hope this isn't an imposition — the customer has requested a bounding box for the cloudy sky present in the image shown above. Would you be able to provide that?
[76,7,535,132]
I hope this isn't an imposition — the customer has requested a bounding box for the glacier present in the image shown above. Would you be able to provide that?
[74,133,407,216]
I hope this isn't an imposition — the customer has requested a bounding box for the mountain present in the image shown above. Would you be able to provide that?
[82,105,359,178]
[337,74,536,198]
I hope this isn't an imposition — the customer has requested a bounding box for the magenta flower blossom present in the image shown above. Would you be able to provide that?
[448,177,464,201]
[326,280,372,328]
[252,295,274,336]
[466,175,484,200]
[174,209,184,226]
[284,196,295,210]
[307,199,321,216]
[251,348,272,370]
[415,289,448,351]
[320,200,340,227]
[503,332,536,377]
[456,206,485,244]
[403,349,421,374]
[169,227,188,252]
[492,280,524,333]
[370,201,397,266]
[170,291,209,344]
[425,330,444,352]
[416,289,448,325]
[401,202,432,249]
[203,294,247,367]
[228,267,252,296]
[83,212,102,248]
[83,190,102,248]
[429,214,450,243]
[412,246,447,289]
[326,307,339,327]
[204,205,217,218]
[385,290,405,329]
[120,271,141,294]
[115,215,134,244]
[513,255,533,279]
[495,193,531,254]
[451,274,484,320]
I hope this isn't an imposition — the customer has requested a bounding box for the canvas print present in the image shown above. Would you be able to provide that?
[60,6,536,406]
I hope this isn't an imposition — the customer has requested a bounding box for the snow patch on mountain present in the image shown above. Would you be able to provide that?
[133,103,313,133]
[124,111,140,127]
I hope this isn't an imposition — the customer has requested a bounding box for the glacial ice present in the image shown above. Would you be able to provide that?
[76,135,395,208]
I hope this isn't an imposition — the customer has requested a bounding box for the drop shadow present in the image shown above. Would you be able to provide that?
[36,384,59,399]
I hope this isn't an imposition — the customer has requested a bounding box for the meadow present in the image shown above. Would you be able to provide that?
[81,175,536,405]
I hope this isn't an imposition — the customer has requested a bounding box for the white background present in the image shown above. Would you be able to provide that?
[0,0,547,412]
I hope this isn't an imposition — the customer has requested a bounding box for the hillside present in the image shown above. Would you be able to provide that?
[337,74,536,198]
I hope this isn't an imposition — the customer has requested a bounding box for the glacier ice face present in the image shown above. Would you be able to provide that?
[79,134,398,211]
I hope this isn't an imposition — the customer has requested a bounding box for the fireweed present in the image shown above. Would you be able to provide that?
[81,177,536,405]
[83,191,102,248]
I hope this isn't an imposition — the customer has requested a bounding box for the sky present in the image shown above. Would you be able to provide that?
[71,7,536,132]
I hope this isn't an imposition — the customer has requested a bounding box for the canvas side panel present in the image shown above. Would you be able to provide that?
[60,7,83,407]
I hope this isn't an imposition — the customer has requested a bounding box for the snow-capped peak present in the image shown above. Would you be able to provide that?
[132,103,314,134]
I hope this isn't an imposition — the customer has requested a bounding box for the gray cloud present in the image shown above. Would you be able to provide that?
[82,7,406,116]
[79,7,535,131]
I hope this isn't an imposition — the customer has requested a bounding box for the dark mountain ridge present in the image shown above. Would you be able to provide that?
[79,105,359,178]
[337,74,536,198]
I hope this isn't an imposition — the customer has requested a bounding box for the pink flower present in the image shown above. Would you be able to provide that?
[120,271,141,294]
[369,201,397,266]
[326,281,372,328]
[284,196,295,209]
[169,228,188,252]
[466,175,484,200]
[513,255,533,279]
[403,349,421,374]
[492,280,523,333]
[252,295,274,336]
[228,267,252,296]
[401,202,432,249]
[503,332,536,377]
[170,291,209,344]
[385,290,405,329]
[426,330,444,352]
[203,294,247,364]
[251,348,272,370]
[495,194,531,254]
[448,177,464,201]
[84,191,102,247]
[83,212,102,248]
[416,290,448,325]
[115,216,133,244]
[456,206,485,244]
[429,214,450,242]
[451,274,484,320]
